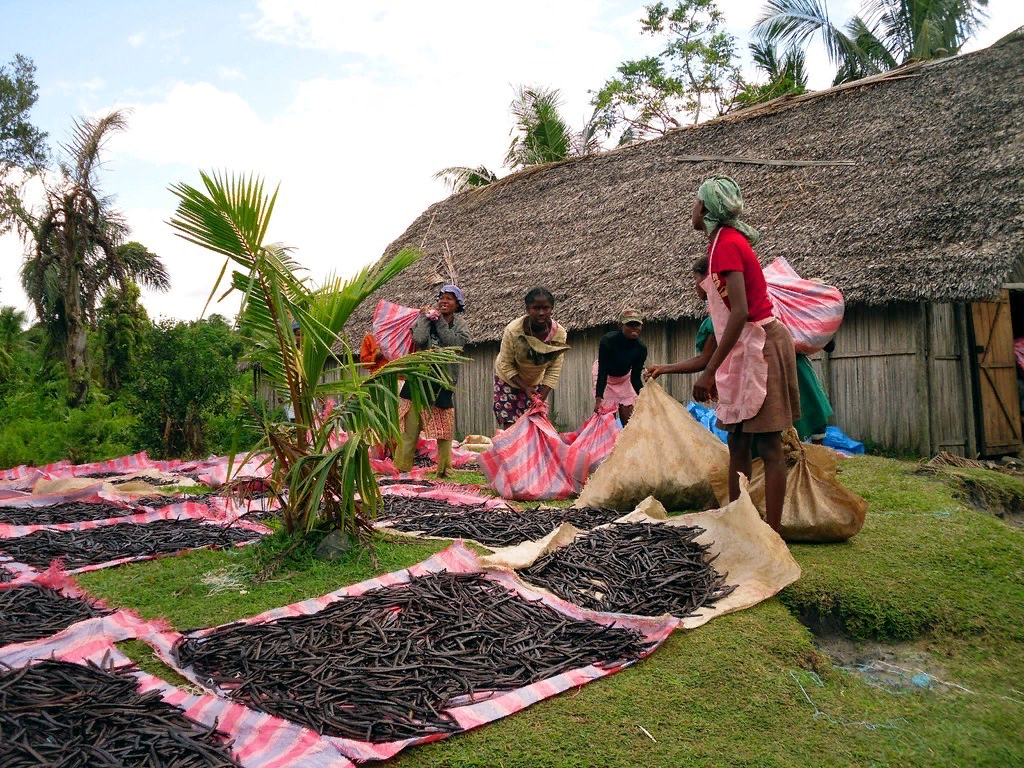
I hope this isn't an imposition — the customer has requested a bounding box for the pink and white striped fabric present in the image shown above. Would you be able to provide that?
[561,408,621,477]
[763,257,845,355]
[371,300,419,360]
[0,630,352,768]
[143,541,676,764]
[479,403,583,500]
[481,405,622,501]
[1015,337,1024,372]
[378,482,511,509]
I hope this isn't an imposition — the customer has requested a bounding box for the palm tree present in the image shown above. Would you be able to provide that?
[433,84,601,193]
[19,110,170,405]
[0,306,27,384]
[753,0,989,85]
[733,41,808,107]
[169,171,464,538]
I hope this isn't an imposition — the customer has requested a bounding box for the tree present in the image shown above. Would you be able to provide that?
[592,0,742,142]
[753,0,989,86]
[432,85,602,193]
[130,315,242,458]
[0,306,28,396]
[95,280,149,392]
[169,171,464,539]
[1,54,49,236]
[17,111,170,406]
[733,41,808,108]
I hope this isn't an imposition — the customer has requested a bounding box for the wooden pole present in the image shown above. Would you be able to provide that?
[955,303,979,458]
[916,301,933,458]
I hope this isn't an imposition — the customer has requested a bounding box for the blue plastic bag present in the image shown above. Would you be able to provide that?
[686,402,728,443]
[823,426,864,454]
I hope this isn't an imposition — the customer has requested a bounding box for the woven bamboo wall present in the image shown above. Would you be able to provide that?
[452,301,973,457]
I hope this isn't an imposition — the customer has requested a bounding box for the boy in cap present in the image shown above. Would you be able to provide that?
[593,308,647,426]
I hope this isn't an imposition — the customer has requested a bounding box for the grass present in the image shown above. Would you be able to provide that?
[74,455,1024,767]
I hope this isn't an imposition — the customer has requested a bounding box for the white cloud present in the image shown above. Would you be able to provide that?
[217,66,245,81]
[51,77,106,95]
[128,32,147,48]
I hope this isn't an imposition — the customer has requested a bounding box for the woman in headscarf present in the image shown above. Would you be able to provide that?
[492,287,570,429]
[393,285,470,477]
[681,177,798,533]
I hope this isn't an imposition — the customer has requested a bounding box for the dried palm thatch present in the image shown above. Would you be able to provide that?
[344,36,1024,346]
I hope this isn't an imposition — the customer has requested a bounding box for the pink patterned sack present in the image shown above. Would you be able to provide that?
[762,257,845,355]
[371,300,419,360]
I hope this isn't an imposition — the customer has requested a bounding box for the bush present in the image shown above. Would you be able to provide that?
[0,389,137,468]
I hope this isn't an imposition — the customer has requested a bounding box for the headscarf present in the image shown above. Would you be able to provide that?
[438,284,465,312]
[697,175,760,247]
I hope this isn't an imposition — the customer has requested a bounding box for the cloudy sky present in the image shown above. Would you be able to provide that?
[3,0,1022,323]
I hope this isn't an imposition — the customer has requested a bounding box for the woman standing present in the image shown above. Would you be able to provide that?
[686,176,798,533]
[493,287,570,429]
[394,285,470,477]
[594,309,647,426]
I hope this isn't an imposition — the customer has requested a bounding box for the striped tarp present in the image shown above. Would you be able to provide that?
[0,502,271,576]
[143,541,677,763]
[0,626,352,768]
[480,404,592,501]
[371,299,419,361]
[561,408,621,477]
[763,257,845,355]
[0,563,164,653]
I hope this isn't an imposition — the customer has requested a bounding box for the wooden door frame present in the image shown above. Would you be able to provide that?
[969,290,1023,456]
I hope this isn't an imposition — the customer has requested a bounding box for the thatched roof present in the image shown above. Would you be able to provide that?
[350,36,1024,344]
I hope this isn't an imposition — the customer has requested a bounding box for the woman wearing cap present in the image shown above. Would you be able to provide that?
[655,177,799,534]
[394,285,470,477]
[593,309,647,426]
[493,287,570,429]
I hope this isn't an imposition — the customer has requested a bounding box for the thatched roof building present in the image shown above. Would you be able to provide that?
[351,34,1024,342]
[347,35,1024,458]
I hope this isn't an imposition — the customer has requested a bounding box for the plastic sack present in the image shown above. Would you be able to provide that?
[561,408,621,476]
[686,402,729,443]
[479,403,584,500]
[575,380,728,511]
[763,257,844,355]
[371,300,419,360]
[824,426,864,455]
[711,429,868,542]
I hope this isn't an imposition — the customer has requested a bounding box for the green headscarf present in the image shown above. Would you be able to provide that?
[697,175,760,247]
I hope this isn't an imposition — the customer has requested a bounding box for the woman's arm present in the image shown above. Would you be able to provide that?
[494,324,529,391]
[595,337,611,400]
[631,345,648,392]
[410,315,431,349]
[646,336,716,378]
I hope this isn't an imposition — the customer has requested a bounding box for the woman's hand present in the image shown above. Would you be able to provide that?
[692,370,716,402]
[594,396,604,412]
[644,365,663,381]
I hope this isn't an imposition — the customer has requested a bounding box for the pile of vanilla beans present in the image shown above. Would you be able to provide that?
[0,660,240,767]
[175,571,654,743]
[0,583,111,647]
[378,496,624,547]
[0,519,263,570]
[519,521,737,618]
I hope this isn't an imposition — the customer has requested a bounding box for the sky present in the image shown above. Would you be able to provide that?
[2,0,1022,324]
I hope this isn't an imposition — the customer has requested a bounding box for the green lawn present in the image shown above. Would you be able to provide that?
[78,457,1024,767]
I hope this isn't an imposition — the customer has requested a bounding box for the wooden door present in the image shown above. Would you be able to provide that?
[971,291,1022,455]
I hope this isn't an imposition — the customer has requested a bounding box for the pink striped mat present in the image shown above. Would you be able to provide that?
[143,541,677,763]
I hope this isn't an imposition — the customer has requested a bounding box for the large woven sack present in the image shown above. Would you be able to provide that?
[481,483,801,630]
[763,257,844,355]
[479,403,582,500]
[371,300,419,360]
[575,380,728,511]
[711,429,868,542]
